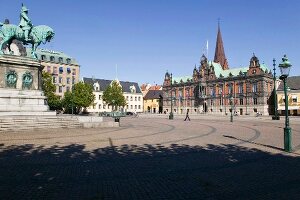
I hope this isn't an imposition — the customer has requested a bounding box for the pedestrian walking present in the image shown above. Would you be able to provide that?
[184,109,190,121]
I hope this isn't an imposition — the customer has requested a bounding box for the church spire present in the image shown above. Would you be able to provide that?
[214,21,229,70]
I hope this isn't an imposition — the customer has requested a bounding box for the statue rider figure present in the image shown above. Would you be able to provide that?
[19,4,32,42]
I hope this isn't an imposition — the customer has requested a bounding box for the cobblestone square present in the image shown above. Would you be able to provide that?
[1,115,300,200]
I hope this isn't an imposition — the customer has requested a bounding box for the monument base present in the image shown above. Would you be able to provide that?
[0,55,53,116]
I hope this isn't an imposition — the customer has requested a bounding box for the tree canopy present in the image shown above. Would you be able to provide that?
[62,82,95,114]
[42,72,62,111]
[102,80,127,111]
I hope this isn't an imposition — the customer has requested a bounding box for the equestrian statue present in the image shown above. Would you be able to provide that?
[0,4,55,58]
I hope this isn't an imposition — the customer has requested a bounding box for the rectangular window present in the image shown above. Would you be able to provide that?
[103,105,106,109]
[72,69,76,75]
[228,84,233,94]
[130,96,133,101]
[252,83,257,92]
[66,86,70,92]
[53,76,57,83]
[59,77,62,84]
[135,97,137,101]
[98,104,101,109]
[135,105,137,109]
[138,105,141,109]
[238,84,243,93]
[138,97,141,101]
[59,86,62,93]
[126,96,129,100]
[66,77,70,84]
[53,67,58,74]
[292,96,297,103]
[253,98,258,105]
[219,85,223,94]
[72,77,75,84]
[47,66,51,73]
[131,105,133,109]
[99,95,101,100]
[240,98,243,105]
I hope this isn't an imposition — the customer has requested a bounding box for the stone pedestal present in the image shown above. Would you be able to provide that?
[0,55,55,116]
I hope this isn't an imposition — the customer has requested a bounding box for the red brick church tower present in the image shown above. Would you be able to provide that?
[214,23,229,70]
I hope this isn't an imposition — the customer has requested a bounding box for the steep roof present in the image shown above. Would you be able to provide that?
[27,48,79,65]
[83,77,142,93]
[209,61,270,78]
[172,76,193,84]
[214,24,228,69]
[144,90,163,100]
[277,76,300,91]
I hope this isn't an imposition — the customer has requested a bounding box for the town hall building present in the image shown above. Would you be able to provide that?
[163,24,274,116]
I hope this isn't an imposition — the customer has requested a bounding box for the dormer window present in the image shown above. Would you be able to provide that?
[41,55,46,60]
[66,58,71,64]
[93,82,100,91]
[130,85,136,93]
[58,57,63,63]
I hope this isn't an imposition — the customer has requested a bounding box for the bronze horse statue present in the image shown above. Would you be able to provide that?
[0,23,55,58]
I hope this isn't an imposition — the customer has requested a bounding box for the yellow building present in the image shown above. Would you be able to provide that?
[143,90,163,113]
[277,76,300,116]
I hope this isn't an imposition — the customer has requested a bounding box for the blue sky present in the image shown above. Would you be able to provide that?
[1,0,300,85]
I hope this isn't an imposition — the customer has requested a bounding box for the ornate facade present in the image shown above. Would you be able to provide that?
[163,26,274,116]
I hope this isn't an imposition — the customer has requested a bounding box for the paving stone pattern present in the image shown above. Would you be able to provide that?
[0,116,300,200]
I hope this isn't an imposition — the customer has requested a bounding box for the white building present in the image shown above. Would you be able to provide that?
[83,77,143,113]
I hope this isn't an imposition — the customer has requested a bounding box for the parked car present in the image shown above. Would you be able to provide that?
[126,112,134,116]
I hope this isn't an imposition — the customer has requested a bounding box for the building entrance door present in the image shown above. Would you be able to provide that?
[240,108,243,115]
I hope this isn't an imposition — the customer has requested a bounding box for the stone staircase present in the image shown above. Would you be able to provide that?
[0,116,82,132]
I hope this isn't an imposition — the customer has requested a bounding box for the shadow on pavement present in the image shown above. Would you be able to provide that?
[0,143,300,200]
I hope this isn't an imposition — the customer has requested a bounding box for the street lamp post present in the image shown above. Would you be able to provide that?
[230,96,233,122]
[169,73,174,120]
[272,58,280,120]
[278,55,292,152]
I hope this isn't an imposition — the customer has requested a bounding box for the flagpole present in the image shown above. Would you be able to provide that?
[206,40,209,59]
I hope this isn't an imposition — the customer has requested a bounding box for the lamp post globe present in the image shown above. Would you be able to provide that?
[279,55,292,152]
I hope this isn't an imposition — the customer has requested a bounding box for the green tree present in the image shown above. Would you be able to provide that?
[102,80,127,111]
[42,72,62,111]
[62,82,95,114]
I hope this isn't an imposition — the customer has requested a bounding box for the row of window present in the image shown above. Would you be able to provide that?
[93,104,141,110]
[58,86,71,93]
[168,83,260,98]
[96,95,142,101]
[47,66,76,75]
[53,76,75,84]
[41,55,72,64]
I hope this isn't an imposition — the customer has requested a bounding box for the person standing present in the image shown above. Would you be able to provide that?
[184,109,190,121]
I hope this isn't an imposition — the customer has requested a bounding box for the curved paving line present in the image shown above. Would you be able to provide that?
[112,122,176,141]
[160,124,217,144]
[232,125,261,146]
